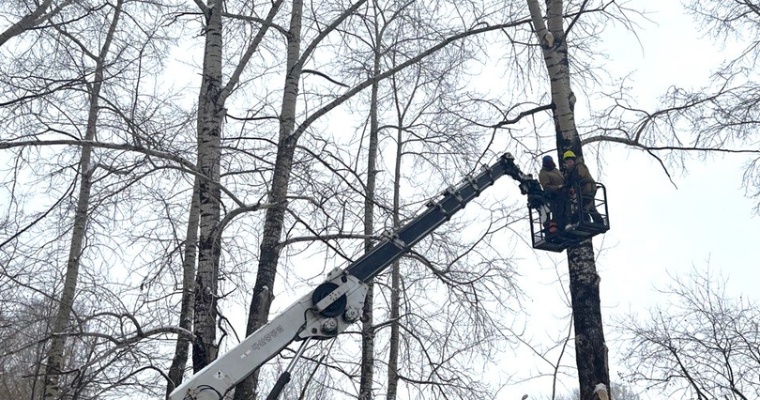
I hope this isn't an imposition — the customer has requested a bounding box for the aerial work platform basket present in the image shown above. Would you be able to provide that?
[529,182,610,252]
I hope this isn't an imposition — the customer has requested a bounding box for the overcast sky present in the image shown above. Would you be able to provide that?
[499,1,760,399]
[3,1,755,399]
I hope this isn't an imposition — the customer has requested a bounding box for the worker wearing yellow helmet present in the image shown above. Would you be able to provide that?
[562,150,603,225]
[562,150,593,193]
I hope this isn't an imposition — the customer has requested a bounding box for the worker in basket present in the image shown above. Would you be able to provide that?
[538,155,566,234]
[562,150,604,226]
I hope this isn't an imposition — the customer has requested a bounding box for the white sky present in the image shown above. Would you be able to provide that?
[231,1,760,398]
[3,1,751,399]
[161,1,759,398]
[499,1,760,399]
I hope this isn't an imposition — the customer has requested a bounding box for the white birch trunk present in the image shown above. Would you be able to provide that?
[192,0,224,373]
[189,0,285,380]
[526,1,609,399]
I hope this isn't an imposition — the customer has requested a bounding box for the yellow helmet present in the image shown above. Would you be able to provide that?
[562,150,576,159]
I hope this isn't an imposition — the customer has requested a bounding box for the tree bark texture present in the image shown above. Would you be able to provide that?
[234,0,303,398]
[567,242,609,400]
[166,175,200,398]
[526,1,609,399]
[43,2,124,398]
[192,0,225,373]
[526,0,582,157]
[187,0,284,380]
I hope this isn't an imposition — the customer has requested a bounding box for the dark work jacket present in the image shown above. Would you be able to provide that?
[565,161,596,195]
[539,167,564,196]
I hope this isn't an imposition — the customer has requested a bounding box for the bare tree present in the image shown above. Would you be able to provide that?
[619,269,760,399]
[585,0,760,206]
[302,0,541,397]
[525,1,618,398]
[234,1,533,398]
[322,3,531,397]
[381,53,509,400]
[165,177,200,397]
[0,0,73,47]
[1,0,688,399]
[1,0,199,397]
[42,2,126,397]
[187,0,286,378]
[515,1,760,396]
[358,2,381,395]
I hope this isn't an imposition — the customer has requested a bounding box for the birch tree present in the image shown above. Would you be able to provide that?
[233,1,532,398]
[518,0,760,395]
[1,0,198,397]
[190,0,225,373]
[0,0,656,398]
[186,0,286,375]
[526,1,611,399]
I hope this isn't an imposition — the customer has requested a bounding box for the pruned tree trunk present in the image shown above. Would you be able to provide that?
[566,243,609,400]
[42,1,124,398]
[233,0,304,398]
[526,0,581,152]
[526,1,610,399]
[166,175,200,397]
[192,0,225,373]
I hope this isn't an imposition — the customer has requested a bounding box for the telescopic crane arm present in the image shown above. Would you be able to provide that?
[169,153,547,400]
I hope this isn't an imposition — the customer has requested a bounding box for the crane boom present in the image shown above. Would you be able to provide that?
[347,152,545,283]
[169,153,546,400]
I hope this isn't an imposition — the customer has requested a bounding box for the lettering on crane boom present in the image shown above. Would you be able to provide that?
[241,325,285,359]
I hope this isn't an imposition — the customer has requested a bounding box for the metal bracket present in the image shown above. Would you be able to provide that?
[300,274,368,340]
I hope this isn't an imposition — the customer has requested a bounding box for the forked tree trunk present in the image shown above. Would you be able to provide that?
[526,1,610,399]
[43,1,124,398]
